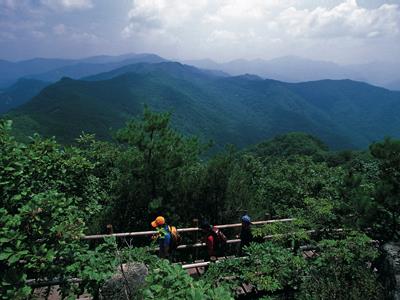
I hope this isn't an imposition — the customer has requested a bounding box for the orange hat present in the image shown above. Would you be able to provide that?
[151,216,165,228]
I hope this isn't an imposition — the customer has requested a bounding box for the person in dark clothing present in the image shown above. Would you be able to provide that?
[239,214,253,255]
[200,221,227,261]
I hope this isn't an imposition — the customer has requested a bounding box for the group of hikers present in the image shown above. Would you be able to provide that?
[150,214,253,260]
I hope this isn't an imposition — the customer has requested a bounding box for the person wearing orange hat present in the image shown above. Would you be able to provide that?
[151,216,172,258]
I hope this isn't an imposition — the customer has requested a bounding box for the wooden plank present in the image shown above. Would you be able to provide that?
[181,261,210,269]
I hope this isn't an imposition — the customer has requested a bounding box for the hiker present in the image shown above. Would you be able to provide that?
[200,221,227,261]
[168,223,181,261]
[239,214,253,255]
[151,216,181,259]
[151,216,171,258]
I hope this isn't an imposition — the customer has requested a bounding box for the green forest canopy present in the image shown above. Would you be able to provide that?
[6,62,400,150]
[1,109,399,299]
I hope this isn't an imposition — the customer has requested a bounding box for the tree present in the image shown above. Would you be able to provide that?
[107,107,202,230]
[257,156,344,218]
[203,242,306,296]
[370,138,400,241]
[300,232,382,300]
[225,153,268,220]
[196,146,237,224]
[0,120,115,299]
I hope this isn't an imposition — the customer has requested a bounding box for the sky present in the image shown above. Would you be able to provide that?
[0,0,399,64]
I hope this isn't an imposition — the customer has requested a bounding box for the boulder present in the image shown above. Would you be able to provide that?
[100,262,148,300]
[382,242,400,300]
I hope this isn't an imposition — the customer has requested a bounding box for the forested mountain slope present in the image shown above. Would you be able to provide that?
[0,79,49,113]
[7,62,400,150]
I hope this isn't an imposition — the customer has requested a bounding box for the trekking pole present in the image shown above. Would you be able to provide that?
[193,219,199,260]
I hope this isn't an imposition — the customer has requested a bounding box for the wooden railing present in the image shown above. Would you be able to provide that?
[27,218,295,289]
[82,218,295,240]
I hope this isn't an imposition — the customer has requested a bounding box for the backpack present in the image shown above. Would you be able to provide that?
[168,225,182,250]
[211,227,227,251]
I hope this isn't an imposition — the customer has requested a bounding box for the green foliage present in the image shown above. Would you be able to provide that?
[139,259,233,299]
[120,246,159,267]
[337,159,378,231]
[3,105,400,300]
[194,146,237,223]
[204,242,306,294]
[63,238,118,298]
[107,107,202,229]
[252,132,329,161]
[244,242,306,292]
[0,120,112,299]
[370,138,400,241]
[299,232,383,300]
[202,257,244,292]
[225,153,267,220]
[252,219,312,251]
[256,156,344,218]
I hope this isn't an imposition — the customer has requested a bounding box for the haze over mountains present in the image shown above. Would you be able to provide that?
[5,60,400,151]
[0,53,166,88]
[1,53,400,91]
[185,56,400,91]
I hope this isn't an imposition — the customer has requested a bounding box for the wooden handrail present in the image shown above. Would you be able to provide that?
[82,218,294,240]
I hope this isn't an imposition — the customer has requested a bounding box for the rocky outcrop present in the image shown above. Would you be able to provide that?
[100,262,148,300]
[382,242,400,300]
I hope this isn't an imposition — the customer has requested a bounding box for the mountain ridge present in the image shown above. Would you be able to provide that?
[185,56,400,90]
[6,62,400,150]
[0,53,166,88]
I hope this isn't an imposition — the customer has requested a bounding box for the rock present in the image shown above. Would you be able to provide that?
[382,242,400,300]
[100,262,148,300]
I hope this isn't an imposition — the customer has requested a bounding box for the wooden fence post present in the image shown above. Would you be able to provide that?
[193,219,199,260]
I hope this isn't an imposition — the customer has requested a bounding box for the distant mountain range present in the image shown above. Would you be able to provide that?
[6,62,400,150]
[0,53,166,88]
[2,53,400,91]
[185,56,400,91]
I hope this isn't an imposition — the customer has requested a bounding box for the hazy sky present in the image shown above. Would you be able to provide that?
[0,0,399,64]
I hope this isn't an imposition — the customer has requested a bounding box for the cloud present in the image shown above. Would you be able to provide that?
[0,0,93,13]
[53,24,67,35]
[204,0,295,22]
[0,19,45,41]
[51,23,101,44]
[123,0,400,39]
[0,0,33,15]
[207,30,239,43]
[120,0,400,61]
[278,0,400,39]
[0,31,16,41]
[31,30,46,39]
[40,0,93,11]
[0,0,17,10]
[69,31,100,43]
[122,0,208,36]
[1,0,399,63]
